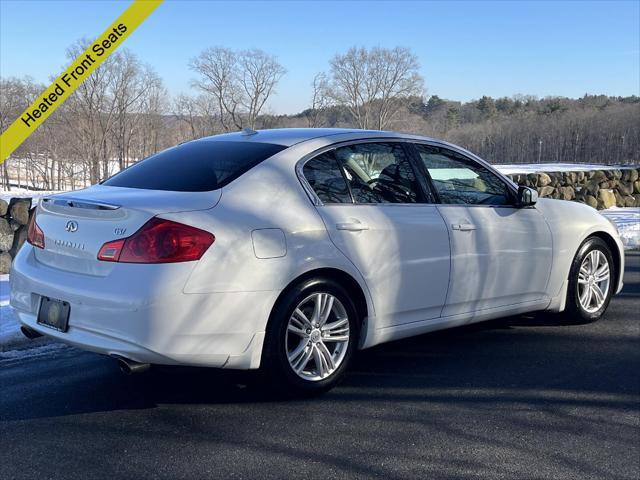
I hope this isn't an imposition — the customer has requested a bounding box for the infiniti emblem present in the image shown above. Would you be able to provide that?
[65,221,78,233]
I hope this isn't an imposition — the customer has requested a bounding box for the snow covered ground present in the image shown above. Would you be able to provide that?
[0,188,63,204]
[0,274,23,350]
[0,274,65,359]
[601,207,640,250]
[494,163,637,174]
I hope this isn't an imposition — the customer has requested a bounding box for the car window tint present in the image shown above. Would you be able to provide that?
[303,152,352,203]
[333,143,421,203]
[103,141,286,192]
[415,144,512,205]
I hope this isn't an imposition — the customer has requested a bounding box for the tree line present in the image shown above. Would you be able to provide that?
[1,43,638,191]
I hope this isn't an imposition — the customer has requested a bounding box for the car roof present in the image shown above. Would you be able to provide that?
[186,127,510,187]
[195,128,421,147]
[190,127,492,167]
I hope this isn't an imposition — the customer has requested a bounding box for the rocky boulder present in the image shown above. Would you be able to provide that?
[9,199,31,225]
[598,189,617,209]
[9,225,28,258]
[0,251,11,274]
[624,195,636,207]
[0,218,14,252]
[538,173,552,187]
[558,186,575,200]
[584,195,598,209]
[538,186,555,198]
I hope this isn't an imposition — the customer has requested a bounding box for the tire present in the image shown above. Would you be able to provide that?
[261,277,360,395]
[563,237,615,324]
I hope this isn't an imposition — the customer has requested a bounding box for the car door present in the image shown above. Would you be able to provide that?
[412,143,553,317]
[301,141,451,327]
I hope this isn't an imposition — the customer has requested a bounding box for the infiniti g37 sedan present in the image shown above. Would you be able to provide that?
[11,128,624,393]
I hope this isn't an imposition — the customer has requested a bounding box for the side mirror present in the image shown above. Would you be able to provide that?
[517,186,538,207]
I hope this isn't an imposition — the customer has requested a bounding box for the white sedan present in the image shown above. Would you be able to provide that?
[10,128,624,393]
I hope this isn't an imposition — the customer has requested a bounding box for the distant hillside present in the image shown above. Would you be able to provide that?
[261,94,640,166]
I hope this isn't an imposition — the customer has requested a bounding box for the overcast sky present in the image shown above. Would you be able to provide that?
[1,0,638,114]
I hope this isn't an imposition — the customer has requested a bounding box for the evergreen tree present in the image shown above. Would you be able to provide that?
[477,96,497,118]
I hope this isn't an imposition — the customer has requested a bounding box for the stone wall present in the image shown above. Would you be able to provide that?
[0,198,32,274]
[504,167,640,209]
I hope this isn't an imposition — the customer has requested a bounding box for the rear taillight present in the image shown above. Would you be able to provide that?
[27,210,45,249]
[98,218,214,263]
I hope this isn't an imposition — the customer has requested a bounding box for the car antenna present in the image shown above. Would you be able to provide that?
[241,128,258,136]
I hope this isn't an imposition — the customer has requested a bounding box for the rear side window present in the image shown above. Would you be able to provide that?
[334,143,422,203]
[302,152,352,203]
[103,141,286,192]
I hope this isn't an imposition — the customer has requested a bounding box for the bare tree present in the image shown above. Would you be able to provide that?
[173,94,202,139]
[328,47,368,128]
[0,77,41,189]
[64,39,118,183]
[305,72,330,127]
[374,47,424,129]
[172,93,221,141]
[327,46,424,130]
[190,47,285,131]
[190,47,243,131]
[110,50,157,170]
[238,49,286,129]
[133,76,168,161]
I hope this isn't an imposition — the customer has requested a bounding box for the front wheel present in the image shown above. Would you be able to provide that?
[261,278,359,395]
[564,237,615,323]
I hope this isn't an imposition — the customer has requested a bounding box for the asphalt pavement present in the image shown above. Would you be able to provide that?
[1,253,639,480]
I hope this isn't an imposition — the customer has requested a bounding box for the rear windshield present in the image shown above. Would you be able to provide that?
[103,141,287,192]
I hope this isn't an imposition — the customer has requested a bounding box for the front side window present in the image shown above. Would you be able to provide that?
[415,144,512,206]
[333,143,422,203]
[302,152,352,203]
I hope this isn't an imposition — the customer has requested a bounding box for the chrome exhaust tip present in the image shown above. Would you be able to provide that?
[20,326,43,340]
[115,357,150,375]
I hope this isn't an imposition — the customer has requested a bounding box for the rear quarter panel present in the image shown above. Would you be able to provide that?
[177,141,374,310]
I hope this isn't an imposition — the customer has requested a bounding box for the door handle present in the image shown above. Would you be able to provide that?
[451,223,476,231]
[336,221,369,232]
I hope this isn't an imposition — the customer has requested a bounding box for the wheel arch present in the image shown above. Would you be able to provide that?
[265,267,371,348]
[587,231,622,289]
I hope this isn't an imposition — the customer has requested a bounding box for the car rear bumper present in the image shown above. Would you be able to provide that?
[10,245,278,369]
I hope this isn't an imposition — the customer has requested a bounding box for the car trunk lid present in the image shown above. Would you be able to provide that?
[33,185,221,276]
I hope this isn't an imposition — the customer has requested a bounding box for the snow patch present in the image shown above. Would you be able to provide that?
[0,305,22,349]
[1,274,60,356]
[601,207,640,250]
[1,274,25,350]
[0,342,69,361]
[494,163,637,174]
[0,189,64,204]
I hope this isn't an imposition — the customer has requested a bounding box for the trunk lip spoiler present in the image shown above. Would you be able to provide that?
[42,196,121,210]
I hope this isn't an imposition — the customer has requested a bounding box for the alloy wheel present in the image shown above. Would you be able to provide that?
[285,292,350,381]
[577,249,611,313]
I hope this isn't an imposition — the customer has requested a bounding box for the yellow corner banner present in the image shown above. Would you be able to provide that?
[0,0,163,163]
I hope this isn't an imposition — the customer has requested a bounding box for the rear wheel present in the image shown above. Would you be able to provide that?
[564,237,614,323]
[261,278,359,395]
